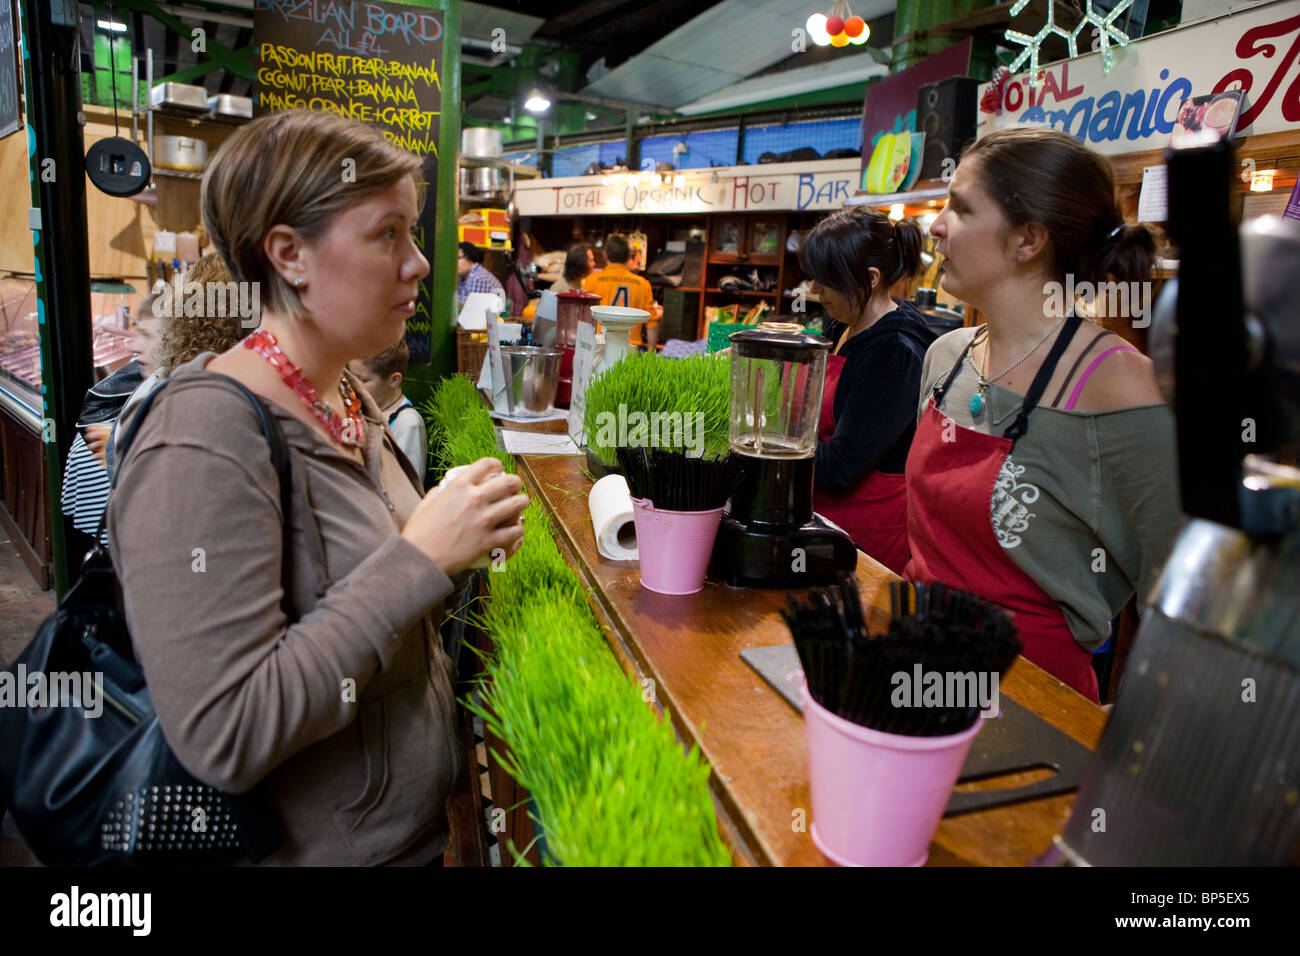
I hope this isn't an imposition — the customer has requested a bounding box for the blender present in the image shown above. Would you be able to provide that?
[552,290,600,406]
[710,327,858,588]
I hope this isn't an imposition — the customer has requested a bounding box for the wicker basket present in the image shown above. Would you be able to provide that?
[456,328,489,379]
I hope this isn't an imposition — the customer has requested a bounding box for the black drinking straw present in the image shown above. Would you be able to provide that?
[781,578,1022,736]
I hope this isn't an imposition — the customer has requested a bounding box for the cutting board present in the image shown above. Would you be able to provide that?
[740,644,1091,816]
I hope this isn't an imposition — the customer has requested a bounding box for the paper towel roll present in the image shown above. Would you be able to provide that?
[588,474,638,561]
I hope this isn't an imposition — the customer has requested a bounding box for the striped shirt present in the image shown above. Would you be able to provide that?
[61,434,111,543]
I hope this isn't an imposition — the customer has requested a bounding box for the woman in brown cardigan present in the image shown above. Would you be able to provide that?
[108,110,529,865]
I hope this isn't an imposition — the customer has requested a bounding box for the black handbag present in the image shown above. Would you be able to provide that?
[0,376,288,865]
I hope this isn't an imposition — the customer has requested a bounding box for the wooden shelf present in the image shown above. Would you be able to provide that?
[847,180,950,208]
[153,167,204,181]
[705,288,778,297]
[708,255,780,265]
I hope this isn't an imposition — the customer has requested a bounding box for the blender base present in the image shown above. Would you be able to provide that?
[709,514,858,589]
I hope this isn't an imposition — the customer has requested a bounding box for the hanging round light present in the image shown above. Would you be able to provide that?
[805,4,867,49]
[806,13,831,47]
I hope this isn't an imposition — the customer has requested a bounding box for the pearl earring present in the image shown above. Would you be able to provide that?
[294,277,305,288]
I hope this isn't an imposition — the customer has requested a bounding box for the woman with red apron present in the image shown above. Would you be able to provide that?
[905,126,1180,704]
[905,316,1100,701]
[801,208,935,574]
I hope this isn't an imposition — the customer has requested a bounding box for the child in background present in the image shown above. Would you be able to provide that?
[349,339,427,484]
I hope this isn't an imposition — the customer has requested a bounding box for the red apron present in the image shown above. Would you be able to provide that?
[814,352,910,575]
[902,335,1100,703]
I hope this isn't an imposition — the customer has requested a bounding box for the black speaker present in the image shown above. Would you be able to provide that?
[916,76,980,181]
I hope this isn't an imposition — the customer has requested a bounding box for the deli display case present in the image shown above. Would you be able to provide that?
[0,277,140,424]
[0,277,141,588]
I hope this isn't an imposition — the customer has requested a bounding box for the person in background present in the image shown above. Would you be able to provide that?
[349,338,427,485]
[156,252,251,373]
[549,243,594,293]
[906,125,1182,702]
[456,241,505,308]
[60,302,161,551]
[582,234,660,350]
[800,208,935,574]
[105,254,247,479]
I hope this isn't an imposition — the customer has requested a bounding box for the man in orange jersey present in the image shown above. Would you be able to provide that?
[582,234,661,350]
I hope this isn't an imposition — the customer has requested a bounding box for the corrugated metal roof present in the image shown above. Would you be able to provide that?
[462,2,545,46]
[677,51,887,115]
[583,0,894,109]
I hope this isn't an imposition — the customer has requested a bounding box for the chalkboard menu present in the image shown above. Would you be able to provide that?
[0,0,20,141]
[253,0,442,364]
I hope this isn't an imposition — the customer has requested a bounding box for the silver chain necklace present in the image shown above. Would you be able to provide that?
[969,314,1069,416]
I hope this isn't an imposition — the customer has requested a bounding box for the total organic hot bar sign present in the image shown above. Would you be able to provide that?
[513,159,860,217]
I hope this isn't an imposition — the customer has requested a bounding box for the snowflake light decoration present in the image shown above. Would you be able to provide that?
[1069,0,1135,74]
[1004,0,1134,89]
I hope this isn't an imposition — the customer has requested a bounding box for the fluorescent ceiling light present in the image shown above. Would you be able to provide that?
[97,20,128,32]
[524,91,551,113]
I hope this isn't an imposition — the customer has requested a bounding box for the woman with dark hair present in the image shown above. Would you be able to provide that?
[800,207,935,573]
[906,125,1182,702]
[550,242,594,293]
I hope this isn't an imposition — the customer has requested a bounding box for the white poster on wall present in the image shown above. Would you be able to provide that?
[976,0,1300,155]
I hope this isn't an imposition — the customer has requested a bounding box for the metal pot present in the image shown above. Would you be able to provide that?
[472,166,503,197]
[494,346,563,417]
[462,127,503,159]
[154,135,207,171]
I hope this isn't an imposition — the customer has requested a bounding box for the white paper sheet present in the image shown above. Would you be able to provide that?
[456,292,503,330]
[501,431,582,456]
[1138,166,1168,223]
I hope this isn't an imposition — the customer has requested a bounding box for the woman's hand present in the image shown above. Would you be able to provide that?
[401,457,528,576]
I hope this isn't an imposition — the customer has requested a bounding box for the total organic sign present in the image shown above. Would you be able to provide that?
[977,0,1300,154]
[513,160,860,217]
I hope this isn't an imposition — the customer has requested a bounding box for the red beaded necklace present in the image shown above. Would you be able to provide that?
[244,329,365,448]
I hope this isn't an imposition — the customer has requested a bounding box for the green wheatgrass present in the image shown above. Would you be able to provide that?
[581,351,731,468]
[425,376,731,867]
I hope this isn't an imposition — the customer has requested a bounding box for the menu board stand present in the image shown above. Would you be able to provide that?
[253,0,443,363]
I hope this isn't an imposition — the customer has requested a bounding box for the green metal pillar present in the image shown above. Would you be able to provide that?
[20,0,96,595]
[394,0,460,411]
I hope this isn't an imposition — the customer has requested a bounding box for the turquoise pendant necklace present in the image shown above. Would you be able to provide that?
[971,316,1068,417]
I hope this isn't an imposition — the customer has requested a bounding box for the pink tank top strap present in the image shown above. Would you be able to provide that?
[1062,345,1140,410]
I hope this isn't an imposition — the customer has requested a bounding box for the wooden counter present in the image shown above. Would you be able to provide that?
[512,450,1108,867]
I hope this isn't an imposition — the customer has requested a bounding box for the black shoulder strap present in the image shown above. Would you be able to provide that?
[1003,315,1083,443]
[933,327,983,409]
[104,376,293,613]
[105,374,291,863]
